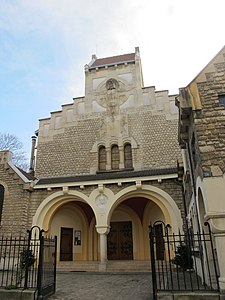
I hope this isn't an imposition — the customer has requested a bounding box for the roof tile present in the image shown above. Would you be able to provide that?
[89,53,135,69]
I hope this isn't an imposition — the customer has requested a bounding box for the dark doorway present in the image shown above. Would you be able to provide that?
[107,221,133,260]
[60,227,73,261]
[154,224,164,260]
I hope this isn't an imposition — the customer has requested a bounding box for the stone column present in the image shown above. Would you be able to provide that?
[96,225,110,271]
[119,146,124,169]
[106,147,111,170]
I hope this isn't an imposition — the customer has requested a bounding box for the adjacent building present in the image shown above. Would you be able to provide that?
[176,45,225,291]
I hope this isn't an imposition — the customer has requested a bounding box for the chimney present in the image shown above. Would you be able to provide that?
[29,136,37,175]
[135,47,140,55]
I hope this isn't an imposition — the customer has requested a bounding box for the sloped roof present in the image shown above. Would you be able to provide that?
[89,53,135,69]
[17,167,36,181]
[36,167,177,185]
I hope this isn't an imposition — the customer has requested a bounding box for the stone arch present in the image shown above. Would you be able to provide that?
[107,184,183,233]
[32,190,95,231]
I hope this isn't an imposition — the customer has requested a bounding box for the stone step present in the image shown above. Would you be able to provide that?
[57,261,99,272]
[57,260,151,272]
[107,260,151,272]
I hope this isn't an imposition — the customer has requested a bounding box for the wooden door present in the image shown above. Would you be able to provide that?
[60,227,73,261]
[107,221,133,260]
[154,224,165,260]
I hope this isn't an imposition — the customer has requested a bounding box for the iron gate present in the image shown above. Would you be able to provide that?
[0,226,57,299]
[149,221,219,300]
[37,233,57,299]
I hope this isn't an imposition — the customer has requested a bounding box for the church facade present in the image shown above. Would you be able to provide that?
[0,47,184,271]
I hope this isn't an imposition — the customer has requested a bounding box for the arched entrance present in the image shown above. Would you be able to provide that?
[32,185,183,271]
[32,191,97,263]
[107,188,182,262]
[50,201,96,262]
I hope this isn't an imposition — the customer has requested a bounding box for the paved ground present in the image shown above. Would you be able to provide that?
[48,272,153,300]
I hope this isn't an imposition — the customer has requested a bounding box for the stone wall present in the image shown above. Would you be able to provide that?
[194,57,225,176]
[35,104,181,177]
[0,151,30,235]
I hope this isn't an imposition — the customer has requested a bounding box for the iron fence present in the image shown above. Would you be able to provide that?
[0,226,57,299]
[149,221,219,299]
[0,234,38,289]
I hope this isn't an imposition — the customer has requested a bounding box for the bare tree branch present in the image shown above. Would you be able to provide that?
[0,133,29,170]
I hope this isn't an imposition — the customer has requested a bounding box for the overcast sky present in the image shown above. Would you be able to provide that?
[0,0,224,158]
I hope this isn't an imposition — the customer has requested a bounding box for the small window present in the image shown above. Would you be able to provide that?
[124,143,133,168]
[219,95,225,108]
[98,146,106,170]
[0,185,4,223]
[111,145,119,170]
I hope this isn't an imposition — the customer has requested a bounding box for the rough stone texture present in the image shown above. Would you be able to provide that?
[0,156,30,236]
[196,62,225,175]
[35,50,180,178]
[35,110,180,178]
[177,48,225,177]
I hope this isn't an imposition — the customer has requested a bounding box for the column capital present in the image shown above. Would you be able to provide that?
[95,225,110,234]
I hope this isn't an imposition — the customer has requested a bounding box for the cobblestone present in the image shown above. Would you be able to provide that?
[48,272,153,300]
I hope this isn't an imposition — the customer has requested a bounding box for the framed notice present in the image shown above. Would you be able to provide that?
[74,230,81,245]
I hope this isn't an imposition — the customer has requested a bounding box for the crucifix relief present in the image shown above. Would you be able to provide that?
[98,78,129,138]
[106,79,119,120]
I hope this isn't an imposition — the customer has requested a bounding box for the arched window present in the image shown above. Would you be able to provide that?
[124,143,133,168]
[98,146,106,170]
[111,145,119,170]
[0,185,4,223]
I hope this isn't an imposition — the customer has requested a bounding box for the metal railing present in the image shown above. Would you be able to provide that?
[149,221,219,299]
[0,227,56,299]
[0,234,38,289]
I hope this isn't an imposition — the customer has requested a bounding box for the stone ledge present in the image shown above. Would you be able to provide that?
[157,291,220,300]
[0,288,37,300]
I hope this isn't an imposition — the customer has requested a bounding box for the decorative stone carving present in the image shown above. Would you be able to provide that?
[106,78,119,91]
[95,193,108,211]
[94,78,132,114]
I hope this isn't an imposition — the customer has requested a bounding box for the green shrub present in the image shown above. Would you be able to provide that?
[172,243,193,271]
